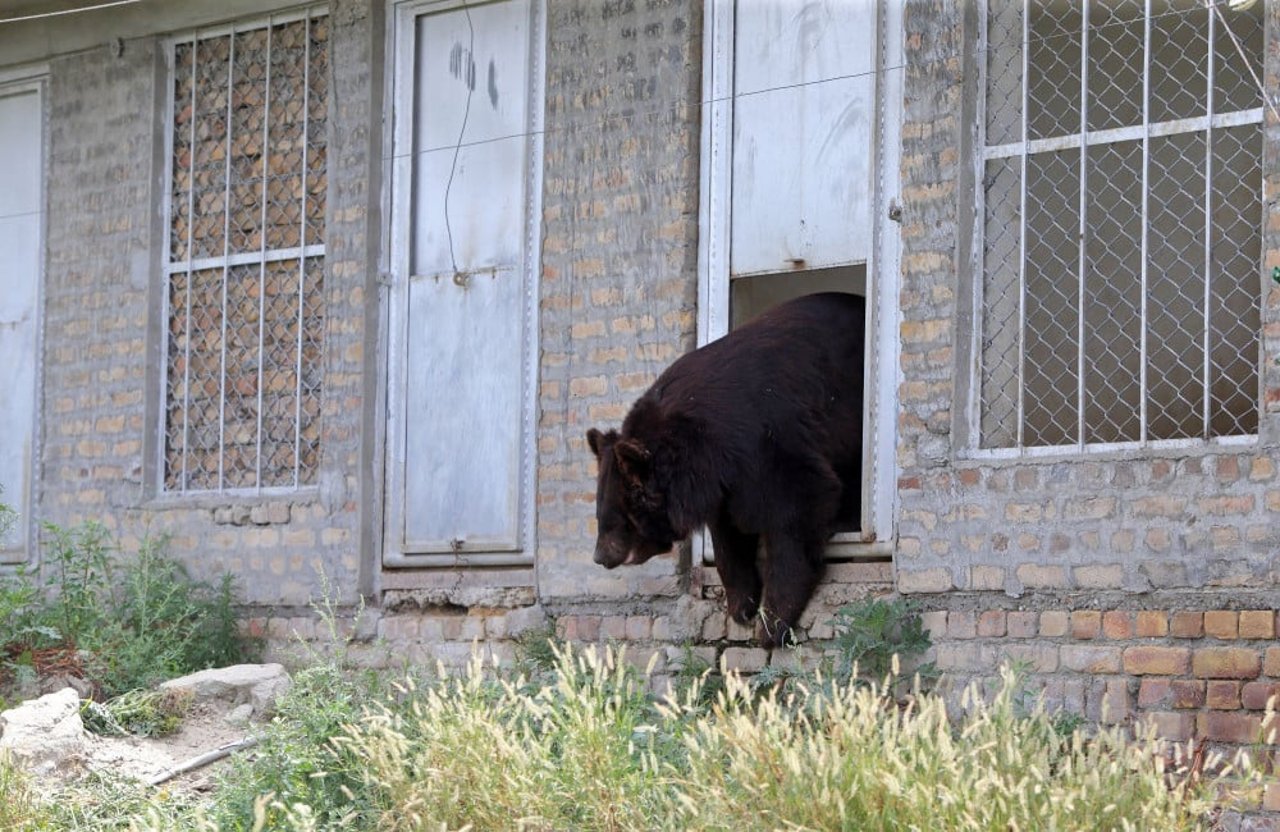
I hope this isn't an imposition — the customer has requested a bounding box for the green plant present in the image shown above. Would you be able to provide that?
[829,596,935,682]
[0,487,16,540]
[190,582,386,831]
[0,521,257,700]
[0,751,46,831]
[513,622,560,677]
[81,687,192,738]
[42,520,115,644]
[90,534,256,695]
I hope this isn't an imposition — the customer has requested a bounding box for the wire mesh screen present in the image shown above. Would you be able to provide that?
[164,11,327,492]
[979,0,1262,451]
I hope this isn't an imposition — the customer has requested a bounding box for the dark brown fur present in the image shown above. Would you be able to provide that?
[587,292,865,647]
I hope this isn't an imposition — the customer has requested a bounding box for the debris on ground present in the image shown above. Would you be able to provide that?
[0,663,291,791]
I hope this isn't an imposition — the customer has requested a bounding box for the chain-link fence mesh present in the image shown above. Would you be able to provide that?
[164,12,327,492]
[980,0,1262,450]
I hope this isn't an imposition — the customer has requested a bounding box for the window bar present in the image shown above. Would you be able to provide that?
[976,0,989,447]
[255,19,273,492]
[293,9,312,488]
[1077,0,1090,450]
[1017,0,1030,450]
[181,35,198,493]
[218,26,237,491]
[1139,0,1151,444]
[1202,5,1215,439]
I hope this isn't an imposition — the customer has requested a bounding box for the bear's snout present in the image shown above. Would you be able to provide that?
[593,539,629,568]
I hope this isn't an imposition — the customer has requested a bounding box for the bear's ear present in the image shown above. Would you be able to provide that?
[586,428,616,459]
[613,437,651,482]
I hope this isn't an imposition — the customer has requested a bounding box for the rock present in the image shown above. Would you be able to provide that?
[0,687,87,776]
[224,703,255,727]
[160,663,291,719]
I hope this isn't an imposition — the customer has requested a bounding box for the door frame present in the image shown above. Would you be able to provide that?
[381,0,545,568]
[696,0,902,558]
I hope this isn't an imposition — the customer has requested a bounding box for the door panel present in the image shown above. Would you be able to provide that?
[730,1,876,276]
[0,84,42,561]
[403,269,523,551]
[386,0,542,565]
[411,0,530,276]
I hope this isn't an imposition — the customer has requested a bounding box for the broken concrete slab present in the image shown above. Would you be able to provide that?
[160,663,291,719]
[0,687,87,776]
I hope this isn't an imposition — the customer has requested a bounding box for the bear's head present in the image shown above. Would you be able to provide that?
[585,427,677,568]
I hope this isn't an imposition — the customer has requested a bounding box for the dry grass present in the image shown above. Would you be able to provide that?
[5,645,1264,831]
[327,648,1256,831]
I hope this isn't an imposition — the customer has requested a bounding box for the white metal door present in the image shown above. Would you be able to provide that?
[385,0,543,566]
[0,79,43,563]
[730,1,877,276]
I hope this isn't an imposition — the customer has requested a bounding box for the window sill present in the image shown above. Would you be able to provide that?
[959,434,1258,465]
[139,487,320,513]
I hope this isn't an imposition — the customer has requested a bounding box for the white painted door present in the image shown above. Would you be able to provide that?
[385,0,543,566]
[0,80,43,563]
[730,1,877,276]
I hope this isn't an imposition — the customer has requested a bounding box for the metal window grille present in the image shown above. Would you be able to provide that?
[163,9,328,493]
[978,0,1262,453]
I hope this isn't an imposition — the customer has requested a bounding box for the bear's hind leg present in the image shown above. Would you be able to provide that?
[709,514,762,625]
[758,535,827,648]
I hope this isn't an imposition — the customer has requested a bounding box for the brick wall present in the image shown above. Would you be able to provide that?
[535,0,703,606]
[891,0,1280,823]
[32,0,379,606]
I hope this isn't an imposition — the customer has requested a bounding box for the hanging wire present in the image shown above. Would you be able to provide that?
[0,0,1269,225]
[442,1,476,280]
[0,0,139,25]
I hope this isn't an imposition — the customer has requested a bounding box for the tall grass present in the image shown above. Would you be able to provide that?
[326,649,1251,832]
[337,647,670,831]
[0,752,42,832]
[5,644,1261,831]
[671,663,1246,830]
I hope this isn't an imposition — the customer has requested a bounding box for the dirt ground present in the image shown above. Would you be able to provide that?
[83,699,254,790]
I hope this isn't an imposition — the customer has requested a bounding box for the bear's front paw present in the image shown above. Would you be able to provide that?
[758,621,800,649]
[727,594,759,625]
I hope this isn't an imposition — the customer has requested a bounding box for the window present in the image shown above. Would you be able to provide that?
[977,0,1263,452]
[162,9,328,493]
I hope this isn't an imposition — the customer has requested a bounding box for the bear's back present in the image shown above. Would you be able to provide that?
[631,291,865,431]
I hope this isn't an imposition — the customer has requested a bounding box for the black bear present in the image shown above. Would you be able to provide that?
[586,292,865,647]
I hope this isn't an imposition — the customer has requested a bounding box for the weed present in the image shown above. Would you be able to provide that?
[829,596,935,683]
[42,520,114,645]
[82,688,192,738]
[190,579,386,831]
[0,752,46,831]
[513,622,560,676]
[0,521,257,699]
[669,642,723,708]
[91,534,255,695]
